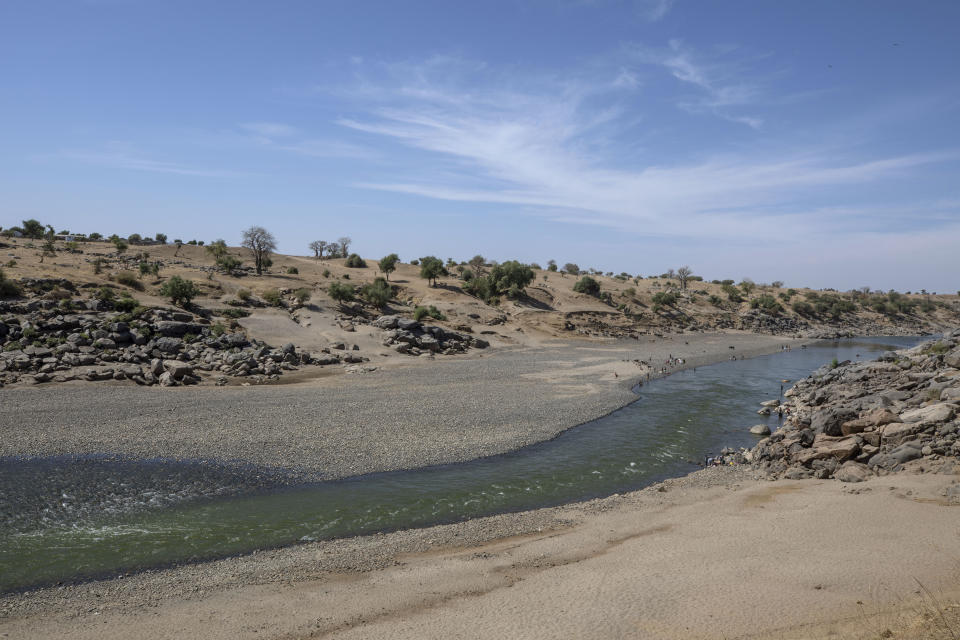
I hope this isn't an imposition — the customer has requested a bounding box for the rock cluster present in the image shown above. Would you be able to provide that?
[748,329,960,483]
[0,297,350,387]
[373,315,488,356]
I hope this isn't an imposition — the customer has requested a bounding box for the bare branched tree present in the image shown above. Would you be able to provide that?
[337,236,352,258]
[676,265,693,290]
[242,226,277,275]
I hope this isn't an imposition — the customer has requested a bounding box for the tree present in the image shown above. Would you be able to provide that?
[573,276,600,296]
[21,219,44,239]
[327,281,355,309]
[173,239,183,257]
[112,237,128,256]
[155,233,167,244]
[309,240,327,259]
[739,278,756,295]
[419,256,447,287]
[159,276,200,307]
[563,263,580,275]
[206,239,228,260]
[361,277,392,308]
[39,230,56,263]
[378,253,399,280]
[241,226,276,275]
[487,261,534,298]
[345,253,367,268]
[676,265,693,290]
[128,233,142,244]
[468,255,486,277]
[88,232,103,241]
[337,236,352,257]
[547,259,558,272]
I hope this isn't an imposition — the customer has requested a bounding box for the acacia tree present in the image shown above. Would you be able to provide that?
[21,219,44,239]
[419,256,447,287]
[676,265,693,290]
[468,255,486,278]
[242,226,277,275]
[378,253,399,280]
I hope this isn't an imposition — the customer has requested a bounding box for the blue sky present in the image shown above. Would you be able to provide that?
[2,0,959,292]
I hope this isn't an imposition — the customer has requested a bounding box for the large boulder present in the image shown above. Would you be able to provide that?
[811,407,858,436]
[795,434,860,465]
[899,403,955,425]
[841,408,901,435]
[372,315,400,329]
[944,348,960,369]
[749,424,771,435]
[153,321,204,337]
[153,337,183,354]
[163,360,193,380]
[880,421,926,446]
[834,461,871,483]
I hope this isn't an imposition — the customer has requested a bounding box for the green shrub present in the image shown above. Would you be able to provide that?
[115,270,144,290]
[210,322,226,337]
[217,255,243,272]
[0,268,21,298]
[286,266,299,274]
[236,289,251,302]
[791,300,813,315]
[573,276,600,296]
[722,283,743,303]
[413,305,445,322]
[345,253,367,268]
[113,295,139,313]
[327,281,355,306]
[293,288,311,304]
[4,340,23,351]
[750,294,783,314]
[217,307,251,319]
[95,286,116,302]
[322,269,331,278]
[708,294,723,306]
[651,291,678,306]
[361,278,392,308]
[262,289,283,307]
[159,276,200,307]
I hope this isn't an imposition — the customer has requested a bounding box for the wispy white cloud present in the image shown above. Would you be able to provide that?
[636,0,674,22]
[55,148,243,177]
[334,59,957,241]
[633,39,765,127]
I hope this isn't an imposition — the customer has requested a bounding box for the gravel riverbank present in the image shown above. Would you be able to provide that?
[0,332,795,481]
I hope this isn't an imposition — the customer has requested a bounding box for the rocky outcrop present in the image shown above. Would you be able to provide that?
[373,315,488,357]
[747,329,960,482]
[0,299,358,388]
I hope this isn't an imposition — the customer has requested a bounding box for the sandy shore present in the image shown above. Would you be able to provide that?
[0,331,794,481]
[2,466,958,639]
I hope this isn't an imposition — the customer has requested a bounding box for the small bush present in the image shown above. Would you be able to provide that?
[361,278,392,308]
[262,289,282,307]
[113,296,139,313]
[322,269,331,278]
[293,288,311,304]
[159,276,200,307]
[345,253,367,268]
[327,281,355,306]
[750,294,783,314]
[115,270,144,290]
[573,276,600,296]
[651,291,678,306]
[0,268,21,298]
[217,308,251,319]
[286,266,299,274]
[791,300,814,316]
[414,305,445,321]
[95,286,116,302]
[216,255,242,272]
[708,294,723,306]
[210,322,226,337]
[236,289,251,302]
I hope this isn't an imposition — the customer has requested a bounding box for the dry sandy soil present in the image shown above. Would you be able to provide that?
[2,468,958,640]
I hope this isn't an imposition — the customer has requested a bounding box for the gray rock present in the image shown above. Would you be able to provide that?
[397,318,421,331]
[92,337,117,350]
[163,360,193,380]
[372,315,400,329]
[834,461,871,483]
[811,407,858,437]
[153,337,183,353]
[749,424,771,435]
